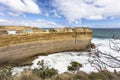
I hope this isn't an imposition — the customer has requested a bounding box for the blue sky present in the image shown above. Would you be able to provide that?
[0,0,120,28]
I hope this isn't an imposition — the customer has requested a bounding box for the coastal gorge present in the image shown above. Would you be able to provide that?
[0,26,92,66]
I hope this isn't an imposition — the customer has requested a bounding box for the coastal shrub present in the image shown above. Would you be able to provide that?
[32,68,58,79]
[89,72,107,80]
[71,61,82,67]
[51,72,72,80]
[0,66,13,80]
[67,66,75,71]
[100,70,119,80]
[72,71,89,80]
[116,71,120,79]
[32,60,58,79]
[67,61,82,72]
[14,70,42,80]
[50,75,63,80]
[51,71,89,80]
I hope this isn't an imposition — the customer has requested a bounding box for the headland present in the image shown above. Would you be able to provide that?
[0,26,92,66]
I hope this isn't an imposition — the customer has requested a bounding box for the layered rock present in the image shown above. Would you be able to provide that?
[0,27,92,66]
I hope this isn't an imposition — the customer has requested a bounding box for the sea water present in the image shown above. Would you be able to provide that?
[93,28,120,39]
[12,28,120,75]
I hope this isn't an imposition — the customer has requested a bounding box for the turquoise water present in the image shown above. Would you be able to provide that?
[93,28,120,39]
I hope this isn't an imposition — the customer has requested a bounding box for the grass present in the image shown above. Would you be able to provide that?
[0,66,120,80]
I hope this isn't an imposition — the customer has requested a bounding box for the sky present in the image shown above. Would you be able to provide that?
[0,0,120,28]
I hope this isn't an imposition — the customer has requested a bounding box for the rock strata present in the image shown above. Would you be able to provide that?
[0,27,92,66]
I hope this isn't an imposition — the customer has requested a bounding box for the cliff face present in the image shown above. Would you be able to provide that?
[0,26,34,30]
[0,27,92,66]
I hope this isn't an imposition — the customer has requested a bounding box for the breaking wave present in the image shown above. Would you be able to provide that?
[12,38,120,75]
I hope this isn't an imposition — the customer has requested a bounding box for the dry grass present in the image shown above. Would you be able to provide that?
[0,67,120,80]
[14,71,43,80]
[72,71,89,80]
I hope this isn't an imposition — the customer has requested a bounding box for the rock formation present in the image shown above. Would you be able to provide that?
[0,27,92,66]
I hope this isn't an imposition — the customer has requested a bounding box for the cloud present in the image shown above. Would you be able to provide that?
[0,19,63,28]
[0,19,9,25]
[0,19,8,22]
[52,9,61,18]
[45,13,49,17]
[35,19,63,28]
[68,19,81,25]
[87,15,105,20]
[0,0,41,14]
[8,12,20,16]
[53,0,120,21]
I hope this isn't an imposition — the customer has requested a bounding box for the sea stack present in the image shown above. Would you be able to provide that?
[0,26,92,66]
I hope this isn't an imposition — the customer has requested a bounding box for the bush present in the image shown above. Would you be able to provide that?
[72,71,89,80]
[71,61,82,67]
[0,66,13,80]
[67,66,75,71]
[116,71,120,79]
[14,70,42,80]
[51,72,72,80]
[100,70,119,80]
[67,61,82,72]
[89,72,107,80]
[51,71,89,80]
[33,68,58,79]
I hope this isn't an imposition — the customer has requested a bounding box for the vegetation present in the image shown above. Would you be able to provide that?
[0,60,119,80]
[0,66,120,80]
[72,71,89,80]
[67,61,82,72]
[89,70,119,80]
[0,66,13,80]
[14,70,42,80]
[32,68,58,79]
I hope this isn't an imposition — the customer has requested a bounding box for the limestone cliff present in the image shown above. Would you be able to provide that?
[0,27,92,66]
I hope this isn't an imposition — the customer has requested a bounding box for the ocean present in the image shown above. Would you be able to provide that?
[12,28,120,75]
[93,28,120,39]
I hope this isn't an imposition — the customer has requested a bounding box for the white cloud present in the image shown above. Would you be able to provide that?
[0,19,63,28]
[0,0,41,14]
[0,19,8,22]
[53,0,120,21]
[68,19,81,25]
[45,13,49,17]
[52,9,61,18]
[8,12,20,16]
[35,19,63,28]
[87,15,105,20]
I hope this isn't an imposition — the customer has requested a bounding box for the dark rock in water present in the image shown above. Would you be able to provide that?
[86,43,96,52]
[90,43,96,49]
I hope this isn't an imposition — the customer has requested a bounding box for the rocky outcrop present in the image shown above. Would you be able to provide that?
[0,27,92,66]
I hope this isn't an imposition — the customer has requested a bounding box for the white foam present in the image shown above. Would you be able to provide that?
[12,38,120,74]
[31,52,96,73]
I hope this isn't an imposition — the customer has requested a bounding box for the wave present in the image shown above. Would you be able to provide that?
[12,38,120,75]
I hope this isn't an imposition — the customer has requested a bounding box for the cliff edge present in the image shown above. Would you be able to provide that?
[0,27,92,66]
